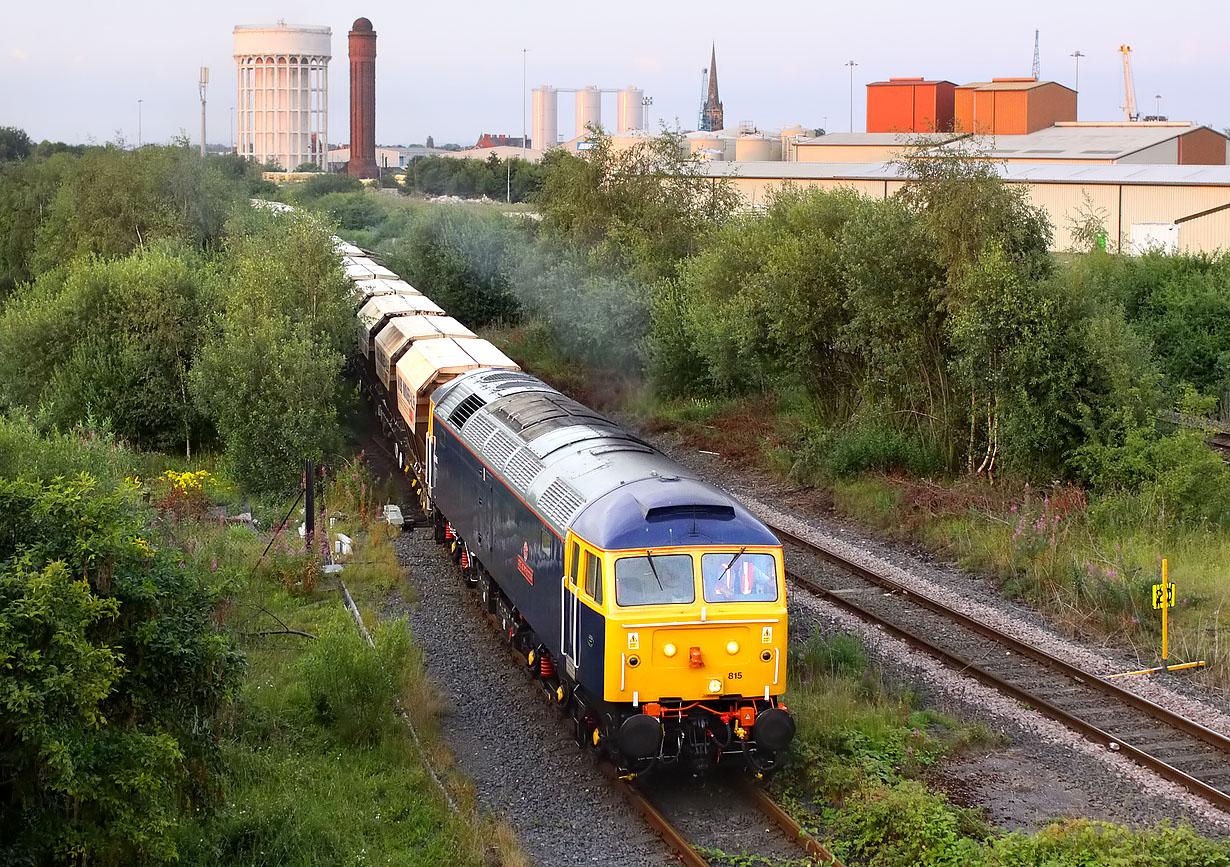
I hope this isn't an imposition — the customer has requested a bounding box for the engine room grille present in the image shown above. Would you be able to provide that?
[504,447,544,491]
[485,429,519,466]
[539,479,585,529]
[480,371,535,388]
[463,413,497,447]
[449,394,486,429]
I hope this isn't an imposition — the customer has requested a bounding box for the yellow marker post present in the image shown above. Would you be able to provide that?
[1152,560,1175,661]
[1162,559,1168,661]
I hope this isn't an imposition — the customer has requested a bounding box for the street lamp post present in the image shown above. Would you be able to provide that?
[845,61,858,133]
[137,98,143,148]
[521,48,527,160]
[1154,94,1163,118]
[229,107,235,153]
[1070,50,1085,120]
[642,95,653,132]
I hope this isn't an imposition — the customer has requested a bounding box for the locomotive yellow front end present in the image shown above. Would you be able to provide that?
[595,542,795,775]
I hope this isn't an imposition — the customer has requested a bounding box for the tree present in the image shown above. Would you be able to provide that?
[894,137,1052,286]
[533,129,742,282]
[192,208,357,493]
[191,314,346,493]
[0,126,32,162]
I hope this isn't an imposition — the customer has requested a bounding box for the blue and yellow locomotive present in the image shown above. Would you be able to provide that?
[423,368,795,775]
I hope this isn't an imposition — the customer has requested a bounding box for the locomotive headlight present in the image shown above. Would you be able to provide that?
[726,641,739,655]
[707,679,723,694]
[663,643,677,658]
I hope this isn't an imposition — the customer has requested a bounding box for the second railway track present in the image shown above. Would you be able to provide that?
[770,521,1230,816]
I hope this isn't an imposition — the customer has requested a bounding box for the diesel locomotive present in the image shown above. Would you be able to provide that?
[333,227,795,775]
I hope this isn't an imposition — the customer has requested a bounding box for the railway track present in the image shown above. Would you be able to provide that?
[605,763,843,866]
[770,521,1230,815]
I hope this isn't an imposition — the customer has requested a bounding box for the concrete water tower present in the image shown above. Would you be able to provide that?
[233,22,332,170]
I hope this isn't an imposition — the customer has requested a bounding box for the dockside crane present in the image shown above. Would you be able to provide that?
[697,67,709,130]
[1120,44,1139,121]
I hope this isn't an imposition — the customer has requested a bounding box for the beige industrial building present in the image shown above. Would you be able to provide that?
[694,161,1230,255]
[790,123,1229,166]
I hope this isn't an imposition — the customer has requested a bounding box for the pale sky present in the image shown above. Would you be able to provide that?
[2,0,1227,148]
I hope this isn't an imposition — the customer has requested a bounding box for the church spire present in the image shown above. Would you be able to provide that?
[700,43,724,131]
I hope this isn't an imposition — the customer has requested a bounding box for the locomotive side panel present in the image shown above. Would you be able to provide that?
[433,420,567,659]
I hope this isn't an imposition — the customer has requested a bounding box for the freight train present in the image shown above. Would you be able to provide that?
[333,229,795,776]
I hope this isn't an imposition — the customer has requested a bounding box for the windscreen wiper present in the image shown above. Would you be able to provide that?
[645,549,665,591]
[717,546,747,581]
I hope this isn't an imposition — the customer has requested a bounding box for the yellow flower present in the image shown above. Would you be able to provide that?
[130,535,154,557]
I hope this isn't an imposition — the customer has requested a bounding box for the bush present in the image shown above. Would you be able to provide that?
[0,242,215,453]
[988,819,1230,866]
[380,205,523,328]
[826,780,984,867]
[1074,429,1230,526]
[300,620,415,745]
[0,474,242,865]
[291,172,364,202]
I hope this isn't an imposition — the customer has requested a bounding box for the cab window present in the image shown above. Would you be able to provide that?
[701,552,778,602]
[584,551,603,604]
[615,553,695,606]
[567,541,581,586]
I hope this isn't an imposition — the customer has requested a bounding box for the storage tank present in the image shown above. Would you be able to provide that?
[617,87,644,132]
[780,124,808,160]
[689,134,723,156]
[734,135,777,161]
[532,86,558,151]
[576,85,602,137]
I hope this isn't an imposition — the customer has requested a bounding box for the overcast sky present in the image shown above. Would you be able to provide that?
[3,0,1227,148]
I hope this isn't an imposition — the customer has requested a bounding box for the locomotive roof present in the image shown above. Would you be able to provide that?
[432,369,778,549]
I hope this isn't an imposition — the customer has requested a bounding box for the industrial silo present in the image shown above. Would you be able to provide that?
[532,86,558,151]
[735,134,778,161]
[617,87,644,132]
[576,85,602,137]
[233,22,332,170]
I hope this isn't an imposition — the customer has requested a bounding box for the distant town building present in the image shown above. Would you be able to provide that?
[347,18,378,178]
[328,144,450,169]
[473,133,530,149]
[699,44,724,132]
[233,22,331,170]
